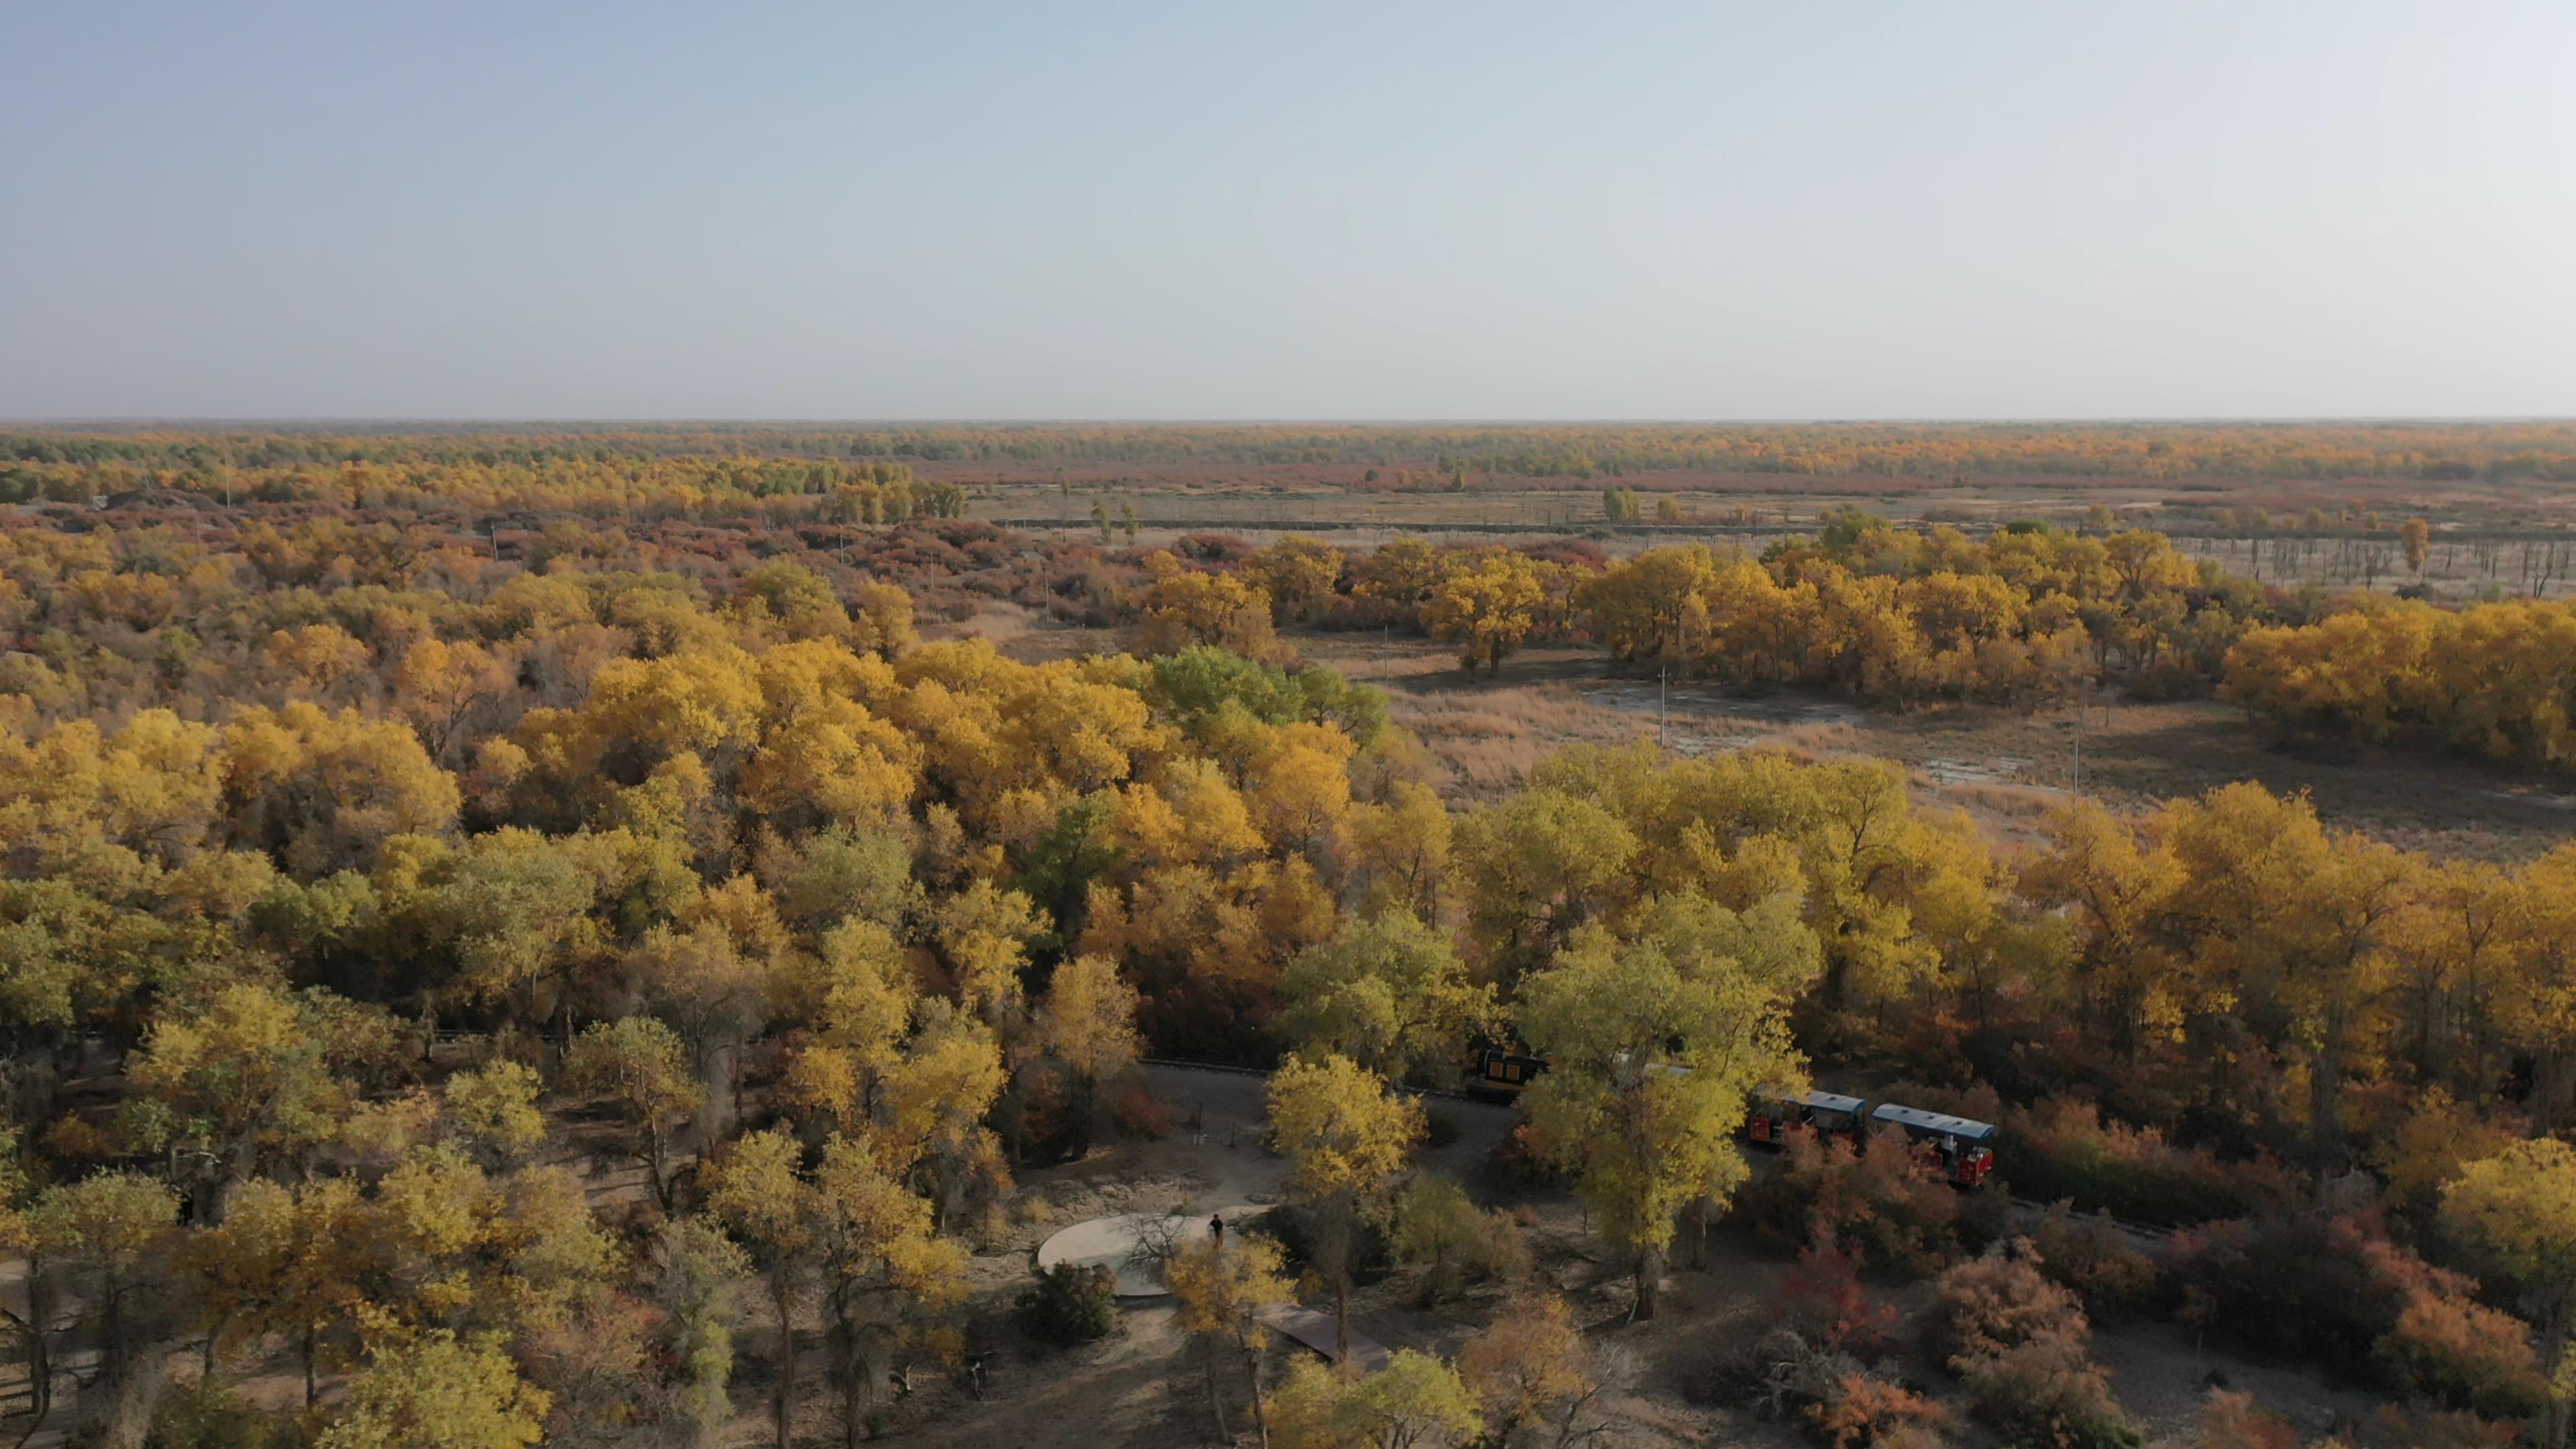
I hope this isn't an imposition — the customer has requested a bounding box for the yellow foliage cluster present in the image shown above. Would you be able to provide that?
[2225,596,2576,769]
[1578,521,2252,704]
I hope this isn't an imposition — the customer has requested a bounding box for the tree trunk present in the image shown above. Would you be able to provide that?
[1633,1242,1664,1322]
[698,1052,731,1144]
[833,1296,859,1449]
[647,1122,674,1213]
[1322,1203,1354,1368]
[731,1038,747,1130]
[1334,1269,1351,1366]
[1246,1342,1269,1449]
[771,1269,796,1449]
[2311,1010,2348,1170]
[1203,1344,1231,1442]
[996,1079,1026,1167]
[302,1322,319,1409]
[199,1307,228,1389]
[4,1283,54,1436]
[1063,1074,1096,1162]
[85,1342,176,1449]
[97,1282,125,1390]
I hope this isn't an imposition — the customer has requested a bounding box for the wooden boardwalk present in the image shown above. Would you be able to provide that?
[1259,1305,1392,1374]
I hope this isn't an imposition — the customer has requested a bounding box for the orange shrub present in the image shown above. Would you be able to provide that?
[1106,1081,1171,1140]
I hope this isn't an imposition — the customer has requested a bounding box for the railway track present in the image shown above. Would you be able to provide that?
[2008,1195,2180,1246]
[1139,1056,1497,1106]
[1144,1057,2194,1248]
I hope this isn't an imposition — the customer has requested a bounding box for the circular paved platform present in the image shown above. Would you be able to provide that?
[1034,1203,1261,1297]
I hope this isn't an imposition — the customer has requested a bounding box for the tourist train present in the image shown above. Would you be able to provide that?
[1470,1049,1999,1189]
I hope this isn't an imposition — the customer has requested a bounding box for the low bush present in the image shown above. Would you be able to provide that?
[2027,1202,2161,1320]
[1738,1125,1961,1276]
[1932,1241,2141,1449]
[2193,1390,2297,1449]
[1486,1121,1573,1191]
[2336,1405,2520,1449]
[1807,1374,1954,1449]
[1253,1201,1395,1286]
[1717,1323,1948,1448]
[1106,1081,1170,1140]
[1719,1325,1868,1426]
[1390,1173,1527,1302]
[2169,1210,2543,1418]
[2373,1265,2546,1419]
[1774,1234,1901,1358]
[1016,1262,1122,1347]
[2002,1096,2286,1227]
[142,1385,297,1449]
[1422,1108,1462,1150]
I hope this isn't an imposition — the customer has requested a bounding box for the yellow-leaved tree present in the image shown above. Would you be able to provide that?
[1269,1349,1481,1449]
[705,1129,814,1449]
[1244,535,1346,624]
[1038,953,1142,1144]
[564,1016,702,1210]
[814,1132,968,1449]
[1168,1233,1295,1446]
[1266,1053,1424,1362]
[1458,1293,1620,1448]
[1422,549,1544,674]
[1515,893,1819,1318]
[2443,1138,2576,1444]
[317,1322,550,1449]
[1278,909,1493,1087]
[1139,553,1278,657]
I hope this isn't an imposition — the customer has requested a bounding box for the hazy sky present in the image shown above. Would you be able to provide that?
[5,2,2571,420]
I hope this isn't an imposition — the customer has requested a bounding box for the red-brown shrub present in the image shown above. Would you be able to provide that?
[2192,1390,2296,1449]
[2027,1201,2161,1319]
[1931,1242,2140,1449]
[2169,1210,2542,1418]
[1776,1234,1901,1357]
[1107,1081,1171,1140]
[1738,1125,1961,1276]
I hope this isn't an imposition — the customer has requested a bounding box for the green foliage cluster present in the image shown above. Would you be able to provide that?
[1015,1263,1120,1347]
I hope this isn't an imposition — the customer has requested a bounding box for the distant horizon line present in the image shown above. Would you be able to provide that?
[7,415,2576,430]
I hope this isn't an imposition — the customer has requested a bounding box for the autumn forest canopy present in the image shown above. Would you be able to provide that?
[2,424,2576,1447]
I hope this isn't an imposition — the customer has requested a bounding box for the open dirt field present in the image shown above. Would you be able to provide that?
[1289,634,2576,861]
[935,602,2576,860]
[940,461,2576,531]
